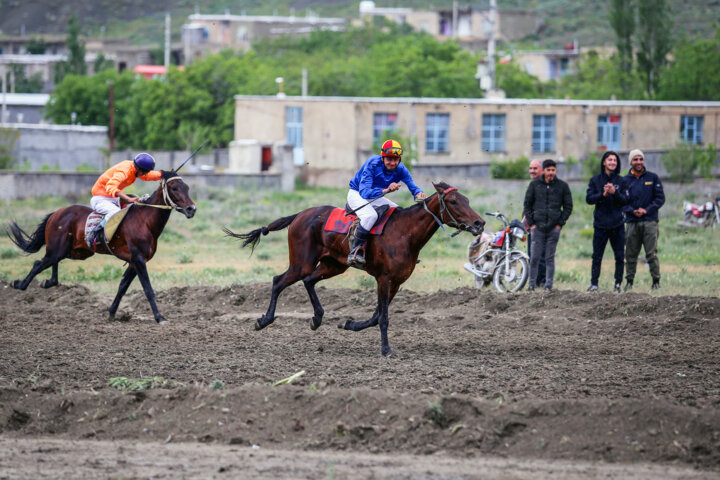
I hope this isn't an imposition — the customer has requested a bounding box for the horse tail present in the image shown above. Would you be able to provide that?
[223,213,299,254]
[6,212,53,254]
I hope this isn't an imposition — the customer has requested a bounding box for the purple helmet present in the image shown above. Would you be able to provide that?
[133,153,155,172]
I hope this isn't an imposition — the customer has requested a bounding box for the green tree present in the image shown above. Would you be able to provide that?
[4,64,44,93]
[93,53,114,74]
[609,0,636,96]
[657,28,720,100]
[636,0,673,98]
[553,50,644,100]
[495,62,541,98]
[54,14,87,84]
[26,38,47,54]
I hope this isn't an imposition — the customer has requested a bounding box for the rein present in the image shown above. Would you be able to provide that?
[422,187,469,237]
[136,177,183,211]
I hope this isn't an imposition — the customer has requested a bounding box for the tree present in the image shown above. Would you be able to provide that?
[553,50,644,100]
[608,0,636,96]
[636,0,673,98]
[54,15,87,84]
[495,62,541,98]
[25,38,47,54]
[657,28,720,100]
[93,53,115,74]
[4,64,44,93]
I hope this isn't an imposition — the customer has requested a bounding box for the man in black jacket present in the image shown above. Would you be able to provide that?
[523,159,573,291]
[586,151,628,293]
[622,149,665,291]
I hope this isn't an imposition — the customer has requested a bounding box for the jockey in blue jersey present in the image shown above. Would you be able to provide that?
[347,139,427,268]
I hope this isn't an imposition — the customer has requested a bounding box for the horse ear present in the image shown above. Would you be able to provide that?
[432,181,444,194]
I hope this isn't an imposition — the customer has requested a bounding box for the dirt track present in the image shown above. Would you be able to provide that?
[1,280,719,478]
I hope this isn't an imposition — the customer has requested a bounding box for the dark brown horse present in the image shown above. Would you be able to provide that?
[224,181,484,356]
[6,171,196,323]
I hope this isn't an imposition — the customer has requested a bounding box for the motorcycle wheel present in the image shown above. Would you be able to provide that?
[493,256,529,293]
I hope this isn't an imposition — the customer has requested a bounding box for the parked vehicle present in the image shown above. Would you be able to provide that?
[678,196,720,229]
[463,211,529,293]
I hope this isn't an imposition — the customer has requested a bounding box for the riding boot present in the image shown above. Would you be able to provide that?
[89,218,107,248]
[347,225,370,268]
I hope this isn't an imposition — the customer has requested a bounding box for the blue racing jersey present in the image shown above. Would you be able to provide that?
[349,155,423,199]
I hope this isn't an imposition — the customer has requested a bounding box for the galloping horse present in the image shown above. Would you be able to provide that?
[6,170,196,323]
[224,181,484,356]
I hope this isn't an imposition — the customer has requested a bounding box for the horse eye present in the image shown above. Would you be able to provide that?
[449,200,457,205]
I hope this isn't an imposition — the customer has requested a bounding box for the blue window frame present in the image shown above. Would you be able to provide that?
[532,114,555,153]
[482,114,506,152]
[373,112,398,143]
[680,115,703,144]
[286,106,303,147]
[426,113,449,152]
[597,115,621,151]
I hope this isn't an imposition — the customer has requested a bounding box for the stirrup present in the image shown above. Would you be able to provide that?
[347,246,366,268]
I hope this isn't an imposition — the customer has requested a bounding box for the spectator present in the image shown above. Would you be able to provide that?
[622,149,665,290]
[523,159,573,291]
[586,151,628,293]
[523,159,546,286]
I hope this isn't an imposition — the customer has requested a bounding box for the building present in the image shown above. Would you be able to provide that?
[0,93,50,123]
[232,95,720,185]
[182,12,346,62]
[357,1,541,52]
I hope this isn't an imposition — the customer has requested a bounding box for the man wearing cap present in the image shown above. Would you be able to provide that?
[622,149,665,290]
[523,159,573,291]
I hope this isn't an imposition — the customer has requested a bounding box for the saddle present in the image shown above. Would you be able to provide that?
[323,204,397,235]
[84,201,134,250]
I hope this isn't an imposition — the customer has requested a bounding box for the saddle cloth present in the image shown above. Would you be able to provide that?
[84,206,132,248]
[323,206,397,235]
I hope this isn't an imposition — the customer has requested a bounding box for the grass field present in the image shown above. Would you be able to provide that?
[1,181,718,297]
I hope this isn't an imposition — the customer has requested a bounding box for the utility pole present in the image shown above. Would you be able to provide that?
[301,67,308,97]
[488,0,497,91]
[164,12,171,70]
[1,66,7,123]
[108,81,115,154]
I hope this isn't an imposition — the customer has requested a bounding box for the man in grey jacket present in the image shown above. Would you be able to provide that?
[523,159,573,291]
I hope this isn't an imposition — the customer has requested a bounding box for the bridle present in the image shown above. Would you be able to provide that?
[422,187,471,237]
[137,176,185,211]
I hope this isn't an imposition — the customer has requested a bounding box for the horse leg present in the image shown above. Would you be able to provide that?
[132,258,165,324]
[13,257,56,290]
[377,279,401,356]
[303,260,348,330]
[256,266,306,330]
[108,265,137,320]
[340,305,380,331]
[40,263,59,288]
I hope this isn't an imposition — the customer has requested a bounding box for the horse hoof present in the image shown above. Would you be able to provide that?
[337,320,349,330]
[11,280,24,290]
[255,318,266,331]
[40,280,57,289]
[381,346,394,357]
[156,316,167,324]
[310,317,321,331]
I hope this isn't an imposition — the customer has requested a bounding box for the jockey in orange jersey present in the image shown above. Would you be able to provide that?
[87,153,162,244]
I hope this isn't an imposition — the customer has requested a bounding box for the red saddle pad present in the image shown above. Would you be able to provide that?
[323,207,396,235]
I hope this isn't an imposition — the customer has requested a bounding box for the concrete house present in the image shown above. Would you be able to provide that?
[231,95,720,185]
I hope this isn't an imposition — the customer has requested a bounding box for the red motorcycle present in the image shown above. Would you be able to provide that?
[678,196,720,229]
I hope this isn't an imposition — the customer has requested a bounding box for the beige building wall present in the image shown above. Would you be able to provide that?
[235,95,720,183]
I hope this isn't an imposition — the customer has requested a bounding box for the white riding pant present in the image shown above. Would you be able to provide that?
[90,195,121,222]
[347,189,398,231]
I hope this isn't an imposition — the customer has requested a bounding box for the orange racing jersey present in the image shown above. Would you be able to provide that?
[91,160,163,198]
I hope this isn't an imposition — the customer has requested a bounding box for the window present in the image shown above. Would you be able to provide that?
[482,114,506,153]
[680,115,703,144]
[373,113,397,143]
[597,115,621,151]
[426,113,449,152]
[286,106,304,166]
[532,115,555,153]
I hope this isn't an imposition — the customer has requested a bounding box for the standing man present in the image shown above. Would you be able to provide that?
[586,151,628,293]
[622,149,665,290]
[523,159,573,291]
[523,159,546,287]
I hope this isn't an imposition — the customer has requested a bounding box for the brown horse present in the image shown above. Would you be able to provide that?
[6,171,196,323]
[224,181,485,356]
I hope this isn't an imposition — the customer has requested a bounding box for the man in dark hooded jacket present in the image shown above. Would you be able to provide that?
[523,159,573,291]
[586,151,629,292]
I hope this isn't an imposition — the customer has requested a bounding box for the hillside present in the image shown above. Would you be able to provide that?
[0,0,718,49]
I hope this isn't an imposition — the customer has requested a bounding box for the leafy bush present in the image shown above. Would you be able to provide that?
[490,155,529,179]
[662,142,718,183]
[1,247,20,259]
[0,127,19,169]
[582,152,601,181]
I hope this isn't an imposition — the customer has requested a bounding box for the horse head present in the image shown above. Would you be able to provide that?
[431,181,485,236]
[160,170,196,218]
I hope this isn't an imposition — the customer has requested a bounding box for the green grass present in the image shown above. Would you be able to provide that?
[0,182,718,296]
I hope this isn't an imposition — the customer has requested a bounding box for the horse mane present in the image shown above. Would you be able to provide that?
[161,170,178,180]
